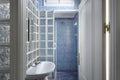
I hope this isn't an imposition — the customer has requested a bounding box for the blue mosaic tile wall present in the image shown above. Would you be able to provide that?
[56,18,78,71]
[38,0,80,72]
[38,0,80,10]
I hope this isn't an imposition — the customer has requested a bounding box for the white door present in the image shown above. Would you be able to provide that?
[78,0,103,80]
[78,0,119,80]
[110,0,120,80]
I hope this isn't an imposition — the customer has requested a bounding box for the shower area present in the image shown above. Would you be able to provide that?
[27,0,80,79]
[55,11,79,80]
[39,10,79,80]
[38,0,80,79]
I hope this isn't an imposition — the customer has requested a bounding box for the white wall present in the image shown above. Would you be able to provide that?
[91,0,103,80]
[79,0,103,80]
[79,0,93,80]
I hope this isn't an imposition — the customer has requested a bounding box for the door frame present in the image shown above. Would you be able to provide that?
[55,11,79,71]
[10,0,26,80]
[10,0,117,79]
[79,0,105,80]
[78,0,117,80]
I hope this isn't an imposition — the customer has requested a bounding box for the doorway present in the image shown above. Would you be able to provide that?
[54,10,79,80]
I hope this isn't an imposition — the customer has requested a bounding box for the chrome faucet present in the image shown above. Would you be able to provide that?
[35,61,40,65]
[31,61,40,67]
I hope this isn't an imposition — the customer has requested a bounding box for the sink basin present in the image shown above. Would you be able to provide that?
[26,61,55,80]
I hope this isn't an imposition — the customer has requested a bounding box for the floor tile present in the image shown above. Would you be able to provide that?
[56,72,78,80]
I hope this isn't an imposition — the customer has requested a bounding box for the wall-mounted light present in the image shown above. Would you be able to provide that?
[44,0,74,6]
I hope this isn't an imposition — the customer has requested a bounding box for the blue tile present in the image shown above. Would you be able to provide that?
[40,34,46,40]
[48,27,53,33]
[56,72,78,80]
[48,49,53,55]
[48,42,53,48]
[40,49,46,56]
[40,41,46,48]
[39,57,46,61]
[40,27,46,33]
[56,18,78,71]
[48,34,53,40]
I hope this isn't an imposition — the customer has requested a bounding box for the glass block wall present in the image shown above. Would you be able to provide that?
[0,2,10,80]
[39,11,55,63]
[26,0,40,68]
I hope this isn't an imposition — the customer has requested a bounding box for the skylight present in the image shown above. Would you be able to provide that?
[44,0,75,6]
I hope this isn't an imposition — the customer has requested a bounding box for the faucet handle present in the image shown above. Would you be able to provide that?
[35,61,40,65]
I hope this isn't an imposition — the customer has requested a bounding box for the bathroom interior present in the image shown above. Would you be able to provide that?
[0,0,80,80]
[27,0,80,80]
[0,0,116,80]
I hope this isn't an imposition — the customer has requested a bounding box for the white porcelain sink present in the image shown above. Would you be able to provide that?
[26,61,55,80]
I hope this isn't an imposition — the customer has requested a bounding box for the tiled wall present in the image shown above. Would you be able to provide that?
[73,13,78,53]
[38,0,80,72]
[56,18,78,71]
[38,0,80,10]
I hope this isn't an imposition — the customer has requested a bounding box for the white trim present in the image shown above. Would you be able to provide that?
[54,10,79,13]
[54,10,79,18]
[78,9,80,80]
[27,56,39,66]
[39,11,55,62]
[18,0,26,79]
[26,0,40,68]
[26,7,39,19]
[27,48,40,55]
[79,0,88,11]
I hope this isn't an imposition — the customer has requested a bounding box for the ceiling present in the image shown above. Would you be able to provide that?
[44,0,74,7]
[54,10,78,18]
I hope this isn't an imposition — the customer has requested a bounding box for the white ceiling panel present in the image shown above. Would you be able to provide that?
[44,0,74,6]
[55,10,78,18]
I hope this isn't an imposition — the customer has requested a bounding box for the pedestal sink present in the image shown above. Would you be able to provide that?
[26,61,55,80]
